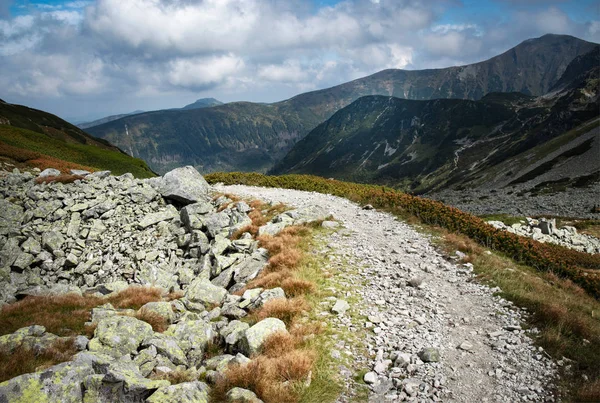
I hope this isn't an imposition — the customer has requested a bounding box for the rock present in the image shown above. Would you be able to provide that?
[88,315,154,357]
[142,334,188,366]
[0,360,94,403]
[226,387,263,403]
[139,205,179,229]
[165,320,214,354]
[239,318,287,356]
[39,168,61,177]
[70,169,91,176]
[221,320,250,350]
[362,204,374,210]
[0,199,23,236]
[249,287,286,310]
[139,301,175,324]
[91,170,111,178]
[364,371,378,384]
[42,231,65,253]
[321,220,340,229]
[186,278,228,306]
[74,335,89,351]
[147,381,210,403]
[394,353,412,368]
[459,341,474,351]
[331,299,350,315]
[232,251,269,285]
[257,222,287,236]
[538,218,555,235]
[204,212,231,238]
[90,359,170,401]
[11,252,34,271]
[418,347,441,363]
[157,166,211,205]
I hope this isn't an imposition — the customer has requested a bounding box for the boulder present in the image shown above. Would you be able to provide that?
[0,360,94,403]
[42,231,65,253]
[165,319,214,353]
[331,299,350,315]
[139,205,179,229]
[157,166,210,205]
[226,387,263,403]
[418,347,440,363]
[186,278,227,306]
[138,301,175,324]
[147,381,210,403]
[238,318,287,356]
[39,168,61,177]
[0,199,23,236]
[88,315,154,357]
[142,334,188,366]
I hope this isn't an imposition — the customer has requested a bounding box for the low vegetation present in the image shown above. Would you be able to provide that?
[0,125,155,178]
[205,172,600,298]
[0,286,180,381]
[212,200,342,402]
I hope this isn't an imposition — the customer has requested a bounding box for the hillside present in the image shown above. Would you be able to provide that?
[86,34,597,174]
[0,100,155,178]
[77,111,145,130]
[272,46,600,194]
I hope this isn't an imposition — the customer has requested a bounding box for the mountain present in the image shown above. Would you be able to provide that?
[271,46,599,194]
[182,98,223,110]
[86,34,597,174]
[0,100,155,178]
[77,110,145,130]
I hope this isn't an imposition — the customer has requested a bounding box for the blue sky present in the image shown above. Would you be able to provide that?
[1,0,598,121]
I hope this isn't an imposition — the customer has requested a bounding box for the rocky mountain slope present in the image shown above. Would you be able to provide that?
[77,110,145,130]
[182,98,223,110]
[272,45,599,194]
[0,100,155,178]
[85,34,596,174]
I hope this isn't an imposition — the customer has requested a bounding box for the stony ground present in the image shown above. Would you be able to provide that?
[216,184,558,403]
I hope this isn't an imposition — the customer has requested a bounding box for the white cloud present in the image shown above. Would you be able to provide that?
[0,0,598,119]
[167,54,245,90]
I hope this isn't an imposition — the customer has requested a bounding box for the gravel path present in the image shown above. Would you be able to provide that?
[216,185,557,402]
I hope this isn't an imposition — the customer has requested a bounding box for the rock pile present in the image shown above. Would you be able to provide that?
[0,166,328,402]
[488,217,600,254]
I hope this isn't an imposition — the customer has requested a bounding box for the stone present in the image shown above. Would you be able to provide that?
[0,199,23,236]
[165,320,214,354]
[249,287,286,310]
[0,360,94,403]
[221,320,250,350]
[139,301,175,324]
[42,231,65,253]
[88,315,154,357]
[157,166,211,205]
[226,387,263,402]
[364,371,378,384]
[186,278,228,305]
[139,205,179,229]
[418,347,440,363]
[232,252,269,285]
[394,353,412,368]
[91,170,111,178]
[204,212,231,238]
[331,299,350,315]
[142,334,188,366]
[321,220,340,229]
[239,318,287,356]
[70,169,91,176]
[459,341,474,351]
[39,168,61,177]
[257,222,287,236]
[147,381,210,403]
[21,237,41,255]
[12,252,34,271]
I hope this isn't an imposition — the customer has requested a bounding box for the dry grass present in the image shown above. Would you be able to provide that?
[251,297,310,325]
[0,337,78,382]
[0,286,176,338]
[436,229,600,401]
[133,311,169,333]
[34,174,85,185]
[211,348,315,403]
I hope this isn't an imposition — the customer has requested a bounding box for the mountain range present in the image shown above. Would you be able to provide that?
[85,34,598,175]
[271,45,599,194]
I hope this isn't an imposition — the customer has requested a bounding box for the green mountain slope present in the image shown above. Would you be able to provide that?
[0,100,155,178]
[86,34,597,174]
[272,46,600,193]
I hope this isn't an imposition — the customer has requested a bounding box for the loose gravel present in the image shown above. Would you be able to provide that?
[216,184,557,402]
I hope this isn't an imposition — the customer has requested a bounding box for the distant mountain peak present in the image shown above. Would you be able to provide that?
[182,98,223,110]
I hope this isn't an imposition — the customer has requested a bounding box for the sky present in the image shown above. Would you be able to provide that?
[1,0,599,122]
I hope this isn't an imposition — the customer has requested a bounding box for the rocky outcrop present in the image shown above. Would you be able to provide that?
[488,217,600,254]
[0,166,328,402]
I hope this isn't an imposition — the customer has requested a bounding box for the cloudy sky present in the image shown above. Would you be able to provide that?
[1,0,598,122]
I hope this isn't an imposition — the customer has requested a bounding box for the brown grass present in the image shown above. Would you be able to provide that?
[211,349,315,403]
[133,311,169,333]
[251,297,310,325]
[34,174,85,185]
[0,286,175,338]
[0,337,78,382]
[0,140,96,174]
